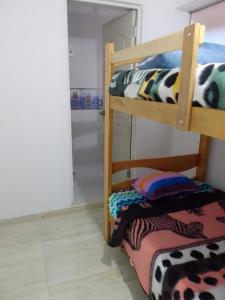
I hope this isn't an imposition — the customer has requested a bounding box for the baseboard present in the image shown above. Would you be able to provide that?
[0,201,103,225]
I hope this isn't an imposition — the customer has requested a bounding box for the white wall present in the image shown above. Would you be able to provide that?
[195,2,225,189]
[122,0,190,162]
[0,0,73,219]
[0,0,190,220]
[68,12,104,170]
[71,111,103,168]
[192,2,225,45]
[68,13,104,88]
[171,1,225,190]
[68,12,105,204]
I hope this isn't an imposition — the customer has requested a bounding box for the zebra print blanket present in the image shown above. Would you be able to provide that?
[108,190,225,299]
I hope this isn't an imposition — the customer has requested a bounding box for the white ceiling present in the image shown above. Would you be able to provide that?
[176,0,223,12]
[67,1,129,23]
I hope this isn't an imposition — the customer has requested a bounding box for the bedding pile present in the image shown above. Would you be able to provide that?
[109,42,225,110]
[108,173,225,299]
[109,63,225,110]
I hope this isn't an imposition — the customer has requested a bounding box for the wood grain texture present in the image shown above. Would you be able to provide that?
[111,98,225,141]
[111,97,178,126]
[177,23,205,130]
[196,135,210,181]
[112,29,184,66]
[104,23,225,245]
[104,43,114,242]
[191,107,225,140]
[109,214,114,225]
[112,154,200,174]
[112,57,142,68]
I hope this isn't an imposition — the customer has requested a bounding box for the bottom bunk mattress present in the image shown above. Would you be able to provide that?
[108,189,225,300]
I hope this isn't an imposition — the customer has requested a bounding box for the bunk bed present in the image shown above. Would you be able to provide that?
[104,23,225,300]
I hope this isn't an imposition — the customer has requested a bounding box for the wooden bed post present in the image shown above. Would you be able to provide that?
[104,43,114,242]
[196,134,210,181]
[177,23,205,131]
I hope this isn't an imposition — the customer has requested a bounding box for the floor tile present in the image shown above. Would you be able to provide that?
[0,240,43,266]
[41,206,103,243]
[49,265,146,300]
[0,281,50,300]
[43,234,127,286]
[0,218,42,247]
[0,206,146,300]
[0,240,49,300]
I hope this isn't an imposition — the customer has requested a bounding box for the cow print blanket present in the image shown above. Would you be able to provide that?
[108,190,225,299]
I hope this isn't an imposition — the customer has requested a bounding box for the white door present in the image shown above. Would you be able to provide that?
[103,10,137,182]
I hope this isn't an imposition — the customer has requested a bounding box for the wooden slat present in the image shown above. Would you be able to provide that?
[112,180,132,193]
[196,135,210,181]
[112,29,184,66]
[112,154,200,174]
[191,107,225,140]
[177,23,205,130]
[109,214,114,225]
[111,97,178,126]
[104,43,114,242]
[110,97,225,141]
[112,57,143,68]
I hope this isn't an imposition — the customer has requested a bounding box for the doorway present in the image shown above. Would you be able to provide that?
[67,0,141,205]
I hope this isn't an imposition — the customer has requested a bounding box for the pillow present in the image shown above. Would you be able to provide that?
[132,171,198,200]
[137,42,225,70]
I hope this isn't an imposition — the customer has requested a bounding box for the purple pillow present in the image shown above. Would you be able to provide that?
[132,171,198,200]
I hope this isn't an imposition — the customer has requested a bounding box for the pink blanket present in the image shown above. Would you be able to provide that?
[109,190,225,299]
[122,200,225,299]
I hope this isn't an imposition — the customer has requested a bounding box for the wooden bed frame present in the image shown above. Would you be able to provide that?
[103,23,224,242]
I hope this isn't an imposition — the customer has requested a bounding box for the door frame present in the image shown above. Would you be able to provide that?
[68,0,143,162]
[68,0,142,44]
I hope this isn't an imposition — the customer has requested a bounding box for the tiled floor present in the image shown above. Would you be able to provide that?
[0,204,147,300]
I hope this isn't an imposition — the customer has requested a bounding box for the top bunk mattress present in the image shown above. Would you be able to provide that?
[109,63,225,110]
